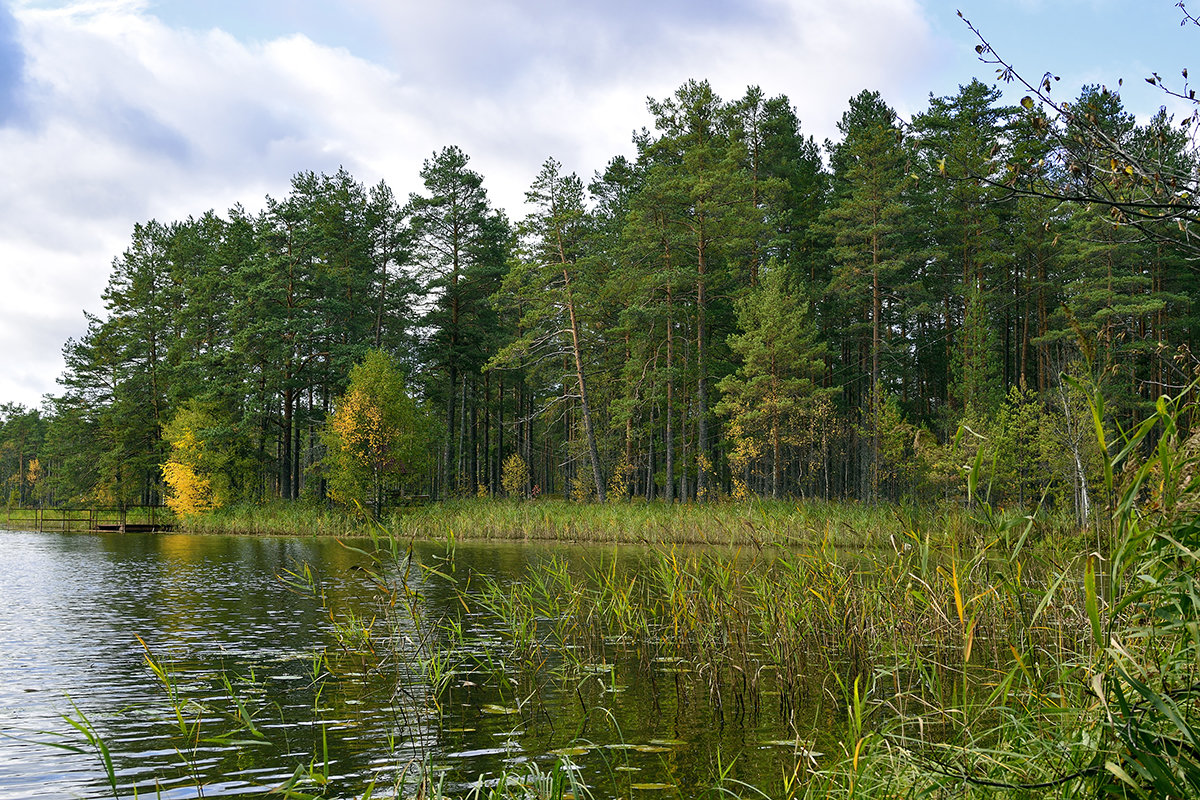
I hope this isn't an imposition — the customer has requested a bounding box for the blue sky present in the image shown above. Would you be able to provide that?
[1,0,1196,408]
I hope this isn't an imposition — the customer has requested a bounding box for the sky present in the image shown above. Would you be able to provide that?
[1,0,1197,410]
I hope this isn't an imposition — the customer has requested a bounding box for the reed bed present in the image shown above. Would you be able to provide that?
[64,381,1200,797]
[182,496,1108,798]
[369,532,1100,799]
[187,496,1085,553]
[187,500,375,537]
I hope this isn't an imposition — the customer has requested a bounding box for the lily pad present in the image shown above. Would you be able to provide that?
[550,746,592,756]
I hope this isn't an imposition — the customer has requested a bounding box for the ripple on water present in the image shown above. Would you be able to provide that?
[0,531,815,799]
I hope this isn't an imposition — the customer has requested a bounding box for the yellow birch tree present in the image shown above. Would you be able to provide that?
[322,350,435,516]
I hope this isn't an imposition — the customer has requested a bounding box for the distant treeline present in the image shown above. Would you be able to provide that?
[1,78,1196,522]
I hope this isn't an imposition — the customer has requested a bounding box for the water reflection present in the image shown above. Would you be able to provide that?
[0,531,822,799]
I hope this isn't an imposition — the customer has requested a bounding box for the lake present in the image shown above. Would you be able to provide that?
[0,529,841,799]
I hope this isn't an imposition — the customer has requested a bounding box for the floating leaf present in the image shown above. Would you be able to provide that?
[551,746,592,756]
[480,704,520,715]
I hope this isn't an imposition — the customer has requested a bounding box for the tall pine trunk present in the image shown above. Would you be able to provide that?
[561,264,606,501]
[665,292,675,503]
[696,236,710,501]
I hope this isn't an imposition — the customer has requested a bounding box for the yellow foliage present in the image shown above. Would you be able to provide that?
[160,424,224,520]
[726,414,763,473]
[331,388,387,464]
[696,453,716,501]
[163,459,213,517]
[730,475,751,502]
[326,388,388,508]
[607,455,634,500]
[162,426,219,517]
[321,351,435,513]
[501,453,529,498]
[570,470,595,502]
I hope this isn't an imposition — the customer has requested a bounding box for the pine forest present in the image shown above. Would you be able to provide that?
[3,79,1197,522]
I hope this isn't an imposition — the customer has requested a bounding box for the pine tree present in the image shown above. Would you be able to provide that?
[640,80,759,499]
[821,90,912,501]
[492,158,607,501]
[407,146,509,497]
[716,262,830,498]
[910,79,1016,418]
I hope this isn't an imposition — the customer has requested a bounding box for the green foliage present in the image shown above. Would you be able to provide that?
[819,90,913,501]
[10,76,1200,509]
[1084,383,1200,796]
[407,146,510,497]
[0,403,45,507]
[716,260,830,498]
[492,158,607,501]
[161,400,233,517]
[322,350,436,516]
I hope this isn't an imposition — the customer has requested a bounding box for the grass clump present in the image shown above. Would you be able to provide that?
[187,500,375,537]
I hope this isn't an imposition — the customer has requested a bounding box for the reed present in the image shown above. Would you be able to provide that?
[188,500,372,537]
[50,380,1198,798]
[185,496,1089,558]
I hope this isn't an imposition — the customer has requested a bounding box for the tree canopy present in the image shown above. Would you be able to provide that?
[5,71,1195,518]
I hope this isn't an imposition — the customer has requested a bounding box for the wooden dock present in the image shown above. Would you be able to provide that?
[3,507,175,533]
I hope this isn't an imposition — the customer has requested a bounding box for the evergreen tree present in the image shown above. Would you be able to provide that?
[407,146,509,496]
[716,261,830,498]
[640,79,759,499]
[0,404,44,507]
[821,90,912,501]
[492,158,607,501]
[911,79,1016,418]
[728,87,829,285]
[58,220,176,505]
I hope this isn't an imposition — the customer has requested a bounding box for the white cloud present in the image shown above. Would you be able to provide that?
[0,0,942,408]
[0,3,425,407]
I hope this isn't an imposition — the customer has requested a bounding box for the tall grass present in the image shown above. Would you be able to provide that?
[860,378,1200,797]
[59,378,1200,798]
[188,500,374,537]
[188,496,1086,555]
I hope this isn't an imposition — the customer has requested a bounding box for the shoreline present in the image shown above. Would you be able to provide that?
[172,496,1088,552]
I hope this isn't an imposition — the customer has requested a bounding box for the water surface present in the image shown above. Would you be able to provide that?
[0,530,827,798]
